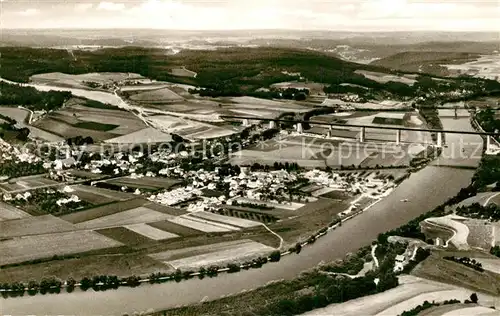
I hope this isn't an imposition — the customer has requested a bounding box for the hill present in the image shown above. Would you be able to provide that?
[0,46,377,84]
[371,51,481,76]
[1,46,500,103]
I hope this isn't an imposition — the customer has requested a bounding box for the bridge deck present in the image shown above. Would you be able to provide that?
[221,115,500,136]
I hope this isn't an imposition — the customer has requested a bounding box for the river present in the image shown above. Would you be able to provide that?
[1,110,483,315]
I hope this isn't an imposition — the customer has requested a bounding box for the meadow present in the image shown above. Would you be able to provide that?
[0,230,122,266]
[32,98,146,141]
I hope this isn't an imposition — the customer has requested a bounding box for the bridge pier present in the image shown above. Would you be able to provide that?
[359,127,366,142]
[242,119,250,127]
[296,123,303,134]
[437,132,444,147]
[326,130,332,138]
[396,129,402,145]
[268,121,276,129]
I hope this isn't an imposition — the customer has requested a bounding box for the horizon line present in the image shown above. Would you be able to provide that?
[2,27,499,34]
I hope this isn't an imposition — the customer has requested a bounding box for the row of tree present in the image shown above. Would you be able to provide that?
[456,203,500,222]
[443,256,484,272]
[0,82,71,112]
[0,161,45,179]
[0,250,282,298]
[400,299,463,316]
[490,246,500,258]
[189,87,309,101]
[476,108,500,137]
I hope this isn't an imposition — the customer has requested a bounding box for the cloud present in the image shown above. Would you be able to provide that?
[2,0,499,31]
[97,1,125,11]
[18,8,39,16]
[75,3,94,12]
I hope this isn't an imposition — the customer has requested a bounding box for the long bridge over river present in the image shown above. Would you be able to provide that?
[221,115,500,151]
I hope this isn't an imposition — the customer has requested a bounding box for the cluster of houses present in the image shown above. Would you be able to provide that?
[146,166,394,214]
[148,167,302,211]
[3,191,31,202]
[303,169,390,196]
[149,187,201,206]
[48,150,150,175]
[56,194,81,206]
[0,139,42,165]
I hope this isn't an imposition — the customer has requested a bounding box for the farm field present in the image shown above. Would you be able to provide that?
[0,230,122,266]
[229,155,327,168]
[0,215,75,238]
[104,127,173,144]
[70,184,134,204]
[75,206,176,230]
[270,81,325,94]
[465,219,494,249]
[269,197,351,245]
[30,72,144,89]
[127,87,184,103]
[142,202,188,216]
[455,192,500,209]
[0,251,169,284]
[0,107,30,122]
[420,305,498,316]
[73,121,118,131]
[359,148,414,168]
[0,202,31,221]
[471,258,500,275]
[230,96,309,111]
[34,117,118,141]
[169,67,197,78]
[60,198,150,224]
[0,175,57,193]
[142,99,219,112]
[443,54,500,80]
[120,84,169,92]
[235,197,304,211]
[0,107,63,142]
[97,226,161,246]
[190,211,261,228]
[146,114,239,141]
[104,176,181,191]
[148,220,204,237]
[412,253,500,296]
[228,108,277,118]
[355,70,417,85]
[321,98,410,110]
[182,214,242,231]
[305,275,499,316]
[491,193,500,206]
[182,125,239,140]
[32,98,146,141]
[124,223,179,240]
[168,216,237,233]
[148,239,274,270]
[66,169,107,180]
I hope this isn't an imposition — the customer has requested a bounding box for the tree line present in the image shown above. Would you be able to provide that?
[443,256,484,272]
[0,82,71,112]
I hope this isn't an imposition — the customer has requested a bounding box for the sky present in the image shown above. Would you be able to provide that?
[1,0,499,31]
